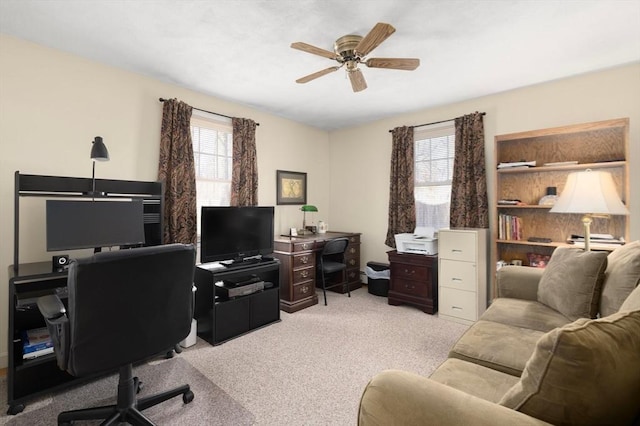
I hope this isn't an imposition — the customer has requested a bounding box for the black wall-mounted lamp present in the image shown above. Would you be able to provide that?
[90,136,109,196]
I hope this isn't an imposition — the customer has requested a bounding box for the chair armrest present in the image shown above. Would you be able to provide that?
[496,266,544,301]
[36,294,70,371]
[37,294,66,320]
[358,370,552,426]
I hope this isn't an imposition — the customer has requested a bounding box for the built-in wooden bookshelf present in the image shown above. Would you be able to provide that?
[493,118,630,282]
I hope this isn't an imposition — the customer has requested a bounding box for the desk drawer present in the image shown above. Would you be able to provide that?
[390,263,429,282]
[293,253,314,269]
[439,259,476,292]
[293,266,315,284]
[439,287,477,321]
[292,281,315,301]
[294,241,315,252]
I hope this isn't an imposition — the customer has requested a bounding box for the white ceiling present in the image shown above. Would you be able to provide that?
[1,0,639,130]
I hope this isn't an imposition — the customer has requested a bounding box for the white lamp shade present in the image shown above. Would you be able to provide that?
[550,170,629,215]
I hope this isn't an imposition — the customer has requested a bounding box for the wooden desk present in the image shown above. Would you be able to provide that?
[274,232,361,313]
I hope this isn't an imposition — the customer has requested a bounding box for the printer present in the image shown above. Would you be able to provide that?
[394,227,438,255]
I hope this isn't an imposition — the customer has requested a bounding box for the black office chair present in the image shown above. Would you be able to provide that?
[317,237,350,305]
[37,243,196,426]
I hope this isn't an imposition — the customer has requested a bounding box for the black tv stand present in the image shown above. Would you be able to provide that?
[194,258,281,345]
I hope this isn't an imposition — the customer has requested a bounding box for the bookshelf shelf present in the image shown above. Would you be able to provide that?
[492,118,630,295]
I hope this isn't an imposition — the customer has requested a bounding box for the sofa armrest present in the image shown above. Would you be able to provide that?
[358,370,551,426]
[496,266,544,301]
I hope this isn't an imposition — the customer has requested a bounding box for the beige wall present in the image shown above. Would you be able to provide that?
[0,34,638,368]
[0,35,330,367]
[328,63,640,266]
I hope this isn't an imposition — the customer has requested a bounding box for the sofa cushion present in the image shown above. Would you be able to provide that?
[499,310,640,426]
[600,240,640,316]
[449,320,544,377]
[537,247,607,320]
[620,281,640,312]
[430,358,520,403]
[480,298,571,332]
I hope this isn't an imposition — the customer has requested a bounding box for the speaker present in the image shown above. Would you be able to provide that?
[52,255,69,271]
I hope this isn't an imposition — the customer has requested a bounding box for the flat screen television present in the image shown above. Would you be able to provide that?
[46,199,145,251]
[200,206,274,264]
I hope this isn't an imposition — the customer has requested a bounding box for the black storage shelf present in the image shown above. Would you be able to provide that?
[194,259,281,346]
[7,172,165,416]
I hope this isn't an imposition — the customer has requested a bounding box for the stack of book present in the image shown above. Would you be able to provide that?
[498,214,522,241]
[567,234,625,249]
[497,160,536,170]
[22,327,54,359]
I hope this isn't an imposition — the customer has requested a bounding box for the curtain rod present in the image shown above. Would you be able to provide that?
[388,112,485,132]
[159,98,260,126]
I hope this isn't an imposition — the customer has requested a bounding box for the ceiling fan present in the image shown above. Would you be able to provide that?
[291,22,420,93]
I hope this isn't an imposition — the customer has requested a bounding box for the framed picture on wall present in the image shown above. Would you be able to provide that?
[276,170,307,205]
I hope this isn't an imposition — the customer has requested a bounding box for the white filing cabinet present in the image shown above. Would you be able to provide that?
[438,228,488,325]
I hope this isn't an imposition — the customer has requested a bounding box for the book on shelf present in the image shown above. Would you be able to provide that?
[22,327,54,359]
[567,234,625,245]
[542,161,578,167]
[497,199,525,206]
[498,213,522,241]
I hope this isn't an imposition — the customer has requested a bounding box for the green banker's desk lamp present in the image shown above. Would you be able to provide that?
[299,204,318,235]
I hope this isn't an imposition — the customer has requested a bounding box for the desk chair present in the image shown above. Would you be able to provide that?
[317,237,350,305]
[37,243,196,426]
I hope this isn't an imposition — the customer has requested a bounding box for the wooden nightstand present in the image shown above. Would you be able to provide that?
[387,250,438,314]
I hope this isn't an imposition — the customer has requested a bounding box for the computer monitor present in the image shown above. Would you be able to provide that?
[46,199,145,251]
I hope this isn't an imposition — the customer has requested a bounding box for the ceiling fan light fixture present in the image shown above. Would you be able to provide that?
[291,22,419,92]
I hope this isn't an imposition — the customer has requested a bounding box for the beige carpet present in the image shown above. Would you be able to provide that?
[1,287,469,425]
[2,357,253,425]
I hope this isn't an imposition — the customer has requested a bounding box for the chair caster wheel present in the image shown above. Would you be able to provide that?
[183,390,194,404]
[7,403,24,415]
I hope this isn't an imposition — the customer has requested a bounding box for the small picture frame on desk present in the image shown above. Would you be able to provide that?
[276,170,307,205]
[290,227,298,236]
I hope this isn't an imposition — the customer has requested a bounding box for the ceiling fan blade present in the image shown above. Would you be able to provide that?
[355,22,396,57]
[291,42,337,60]
[365,58,420,70]
[296,66,341,84]
[348,69,367,92]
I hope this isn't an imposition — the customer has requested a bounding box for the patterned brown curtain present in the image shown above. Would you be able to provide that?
[158,98,197,244]
[231,117,258,206]
[385,126,416,247]
[450,112,488,228]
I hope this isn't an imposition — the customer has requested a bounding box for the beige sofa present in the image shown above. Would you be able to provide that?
[359,242,640,426]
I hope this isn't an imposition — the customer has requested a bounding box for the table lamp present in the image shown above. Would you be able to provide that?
[299,204,318,235]
[89,136,109,196]
[550,169,628,251]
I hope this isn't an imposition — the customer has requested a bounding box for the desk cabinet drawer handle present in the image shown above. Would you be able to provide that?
[452,306,463,310]
[301,285,309,294]
[349,259,356,266]
[300,256,309,264]
[302,243,310,250]
[300,270,309,278]
[451,249,463,253]
[349,247,356,254]
[452,278,462,282]
[404,269,416,275]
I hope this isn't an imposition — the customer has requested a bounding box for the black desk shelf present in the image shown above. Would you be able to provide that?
[7,172,165,415]
[194,259,281,345]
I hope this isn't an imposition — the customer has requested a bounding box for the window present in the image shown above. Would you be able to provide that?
[191,113,233,235]
[414,122,455,231]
